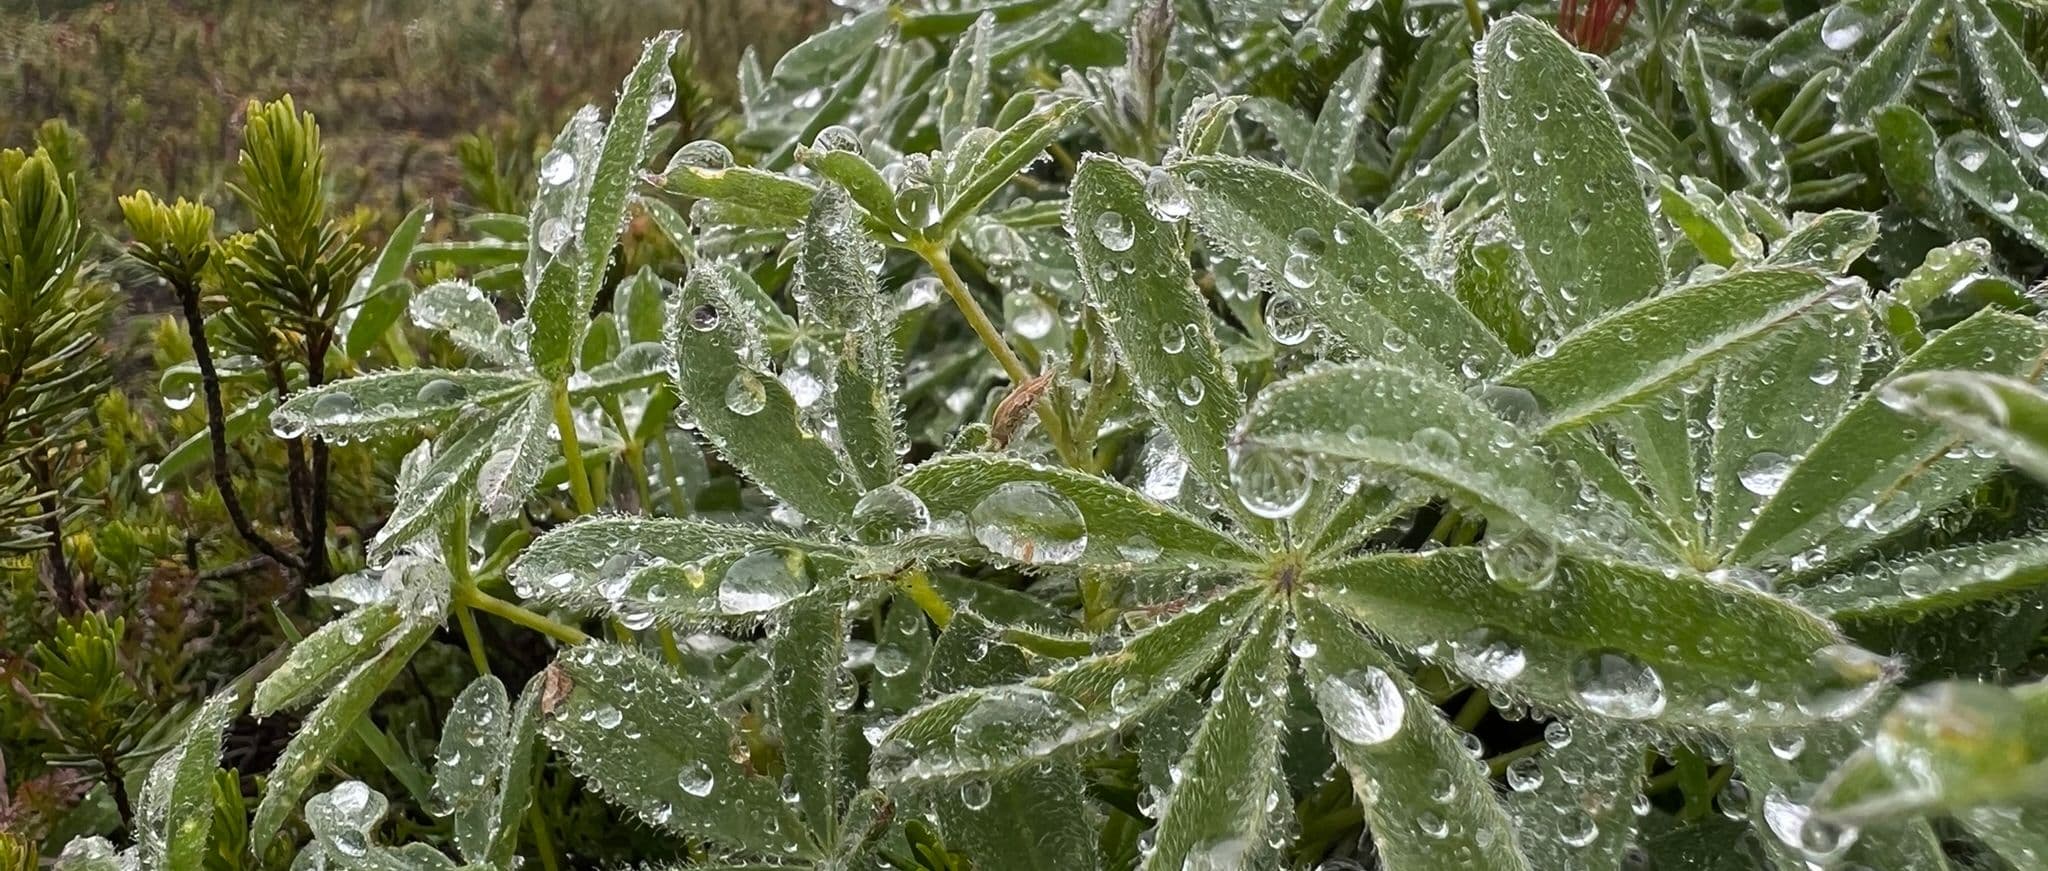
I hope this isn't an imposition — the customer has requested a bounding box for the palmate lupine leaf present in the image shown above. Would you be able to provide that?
[543,643,818,859]
[1294,598,1529,871]
[1706,307,1869,555]
[273,369,539,442]
[1499,268,1843,433]
[509,515,855,625]
[251,611,443,854]
[527,33,679,379]
[1305,549,1879,730]
[1937,131,2048,253]
[665,264,863,524]
[135,686,243,871]
[935,96,1090,237]
[1884,370,2048,483]
[1169,156,1513,381]
[794,186,902,490]
[1833,0,1945,126]
[870,585,1264,786]
[1952,0,2048,186]
[253,604,401,715]
[1730,310,2048,568]
[897,454,1261,568]
[1735,720,1952,870]
[1504,718,1647,871]
[1141,607,1288,871]
[769,593,844,841]
[1479,15,1664,334]
[1069,156,1247,521]
[409,280,520,366]
[1791,534,2048,621]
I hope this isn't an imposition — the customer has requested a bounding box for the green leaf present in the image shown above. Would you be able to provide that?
[1070,156,1245,515]
[544,643,818,858]
[1737,721,1951,869]
[1963,803,2048,869]
[1302,49,1382,191]
[1307,549,1875,729]
[433,676,508,863]
[770,593,844,840]
[254,605,401,716]
[795,186,901,489]
[940,15,994,149]
[524,107,603,295]
[1953,0,2048,184]
[935,763,1100,871]
[372,403,525,559]
[896,454,1261,568]
[1294,598,1530,871]
[1451,230,1543,356]
[135,686,243,871]
[1731,310,2048,567]
[1660,179,1757,267]
[141,391,272,501]
[342,201,432,359]
[770,9,887,86]
[870,585,1264,786]
[1169,156,1512,379]
[656,161,817,229]
[1141,607,1287,871]
[1884,370,2048,482]
[1834,0,1945,125]
[1706,307,1869,555]
[1938,131,2048,252]
[251,614,441,855]
[1874,105,1959,229]
[1502,268,1840,433]
[1240,361,1607,555]
[665,265,862,524]
[1763,211,1880,271]
[1479,15,1664,333]
[1679,34,1790,199]
[482,673,545,866]
[410,281,519,366]
[274,370,539,443]
[476,390,553,521]
[1791,534,2048,621]
[1891,239,1995,314]
[936,96,1089,237]
[1177,94,1246,156]
[801,147,901,231]
[871,592,935,715]
[509,516,851,625]
[1505,718,1646,871]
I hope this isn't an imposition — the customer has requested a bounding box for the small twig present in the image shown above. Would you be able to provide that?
[172,280,302,571]
[304,328,334,590]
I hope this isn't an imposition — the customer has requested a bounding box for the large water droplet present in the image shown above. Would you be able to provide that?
[851,484,931,543]
[677,760,715,797]
[717,549,808,613]
[1093,210,1135,252]
[1229,445,1312,519]
[725,372,768,416]
[1318,667,1406,745]
[1453,626,1527,683]
[1568,649,1667,720]
[969,481,1088,564]
[1738,451,1791,497]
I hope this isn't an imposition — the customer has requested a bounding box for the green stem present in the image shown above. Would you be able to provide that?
[652,421,692,516]
[915,242,1086,467]
[550,383,597,514]
[459,583,589,645]
[1461,0,1485,38]
[1454,687,1491,731]
[528,801,562,871]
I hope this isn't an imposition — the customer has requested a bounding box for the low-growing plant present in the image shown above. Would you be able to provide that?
[29,0,2048,869]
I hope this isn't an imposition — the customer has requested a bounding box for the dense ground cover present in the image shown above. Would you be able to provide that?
[11,0,2048,868]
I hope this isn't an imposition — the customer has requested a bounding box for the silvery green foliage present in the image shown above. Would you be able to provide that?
[88,0,2048,866]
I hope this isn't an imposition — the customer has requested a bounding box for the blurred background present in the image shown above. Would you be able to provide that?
[0,0,828,222]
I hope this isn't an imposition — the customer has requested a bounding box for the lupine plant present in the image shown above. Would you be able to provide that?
[41,0,2048,868]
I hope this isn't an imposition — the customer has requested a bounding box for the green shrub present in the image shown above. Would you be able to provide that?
[22,0,2048,868]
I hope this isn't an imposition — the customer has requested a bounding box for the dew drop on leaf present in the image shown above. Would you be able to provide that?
[540,151,577,186]
[676,760,715,797]
[1453,625,1527,683]
[724,372,768,416]
[1318,667,1406,745]
[1093,210,1135,252]
[969,481,1088,564]
[1228,445,1311,519]
[1567,649,1666,720]
[717,548,808,614]
[1266,292,1312,346]
[1481,524,1558,593]
[851,484,931,543]
[1738,450,1791,497]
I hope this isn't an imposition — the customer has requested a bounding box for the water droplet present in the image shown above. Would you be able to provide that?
[1093,210,1135,252]
[312,392,359,423]
[812,124,862,155]
[1318,667,1406,745]
[724,372,768,416]
[1738,451,1791,497]
[1228,445,1312,520]
[1145,169,1191,221]
[718,549,809,613]
[673,140,734,172]
[1482,524,1558,593]
[162,383,196,411]
[1568,650,1666,720]
[851,484,931,543]
[969,481,1088,564]
[677,761,715,797]
[1820,6,1871,51]
[415,378,467,404]
[960,779,992,810]
[1797,644,1894,719]
[1506,756,1545,792]
[1266,292,1312,346]
[540,151,577,186]
[1453,626,1527,683]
